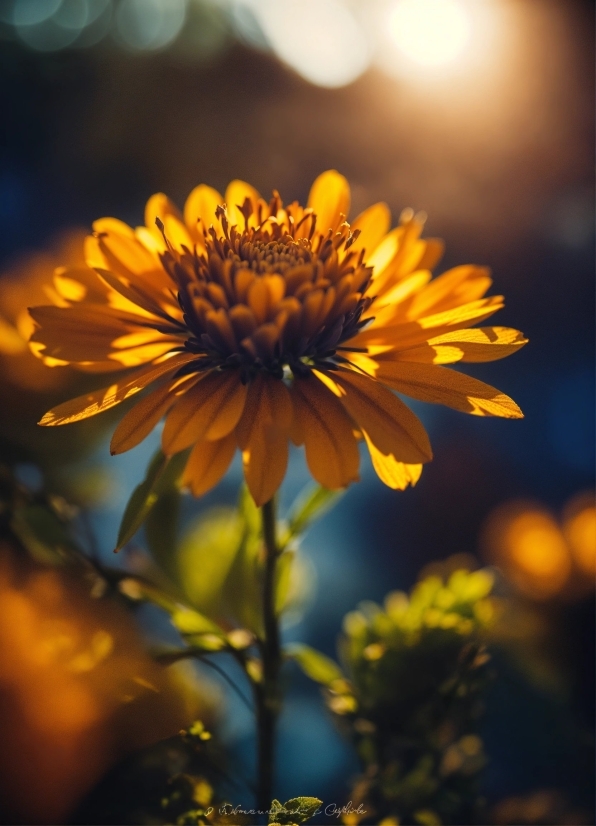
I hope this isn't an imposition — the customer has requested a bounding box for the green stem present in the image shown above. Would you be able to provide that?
[256,497,281,814]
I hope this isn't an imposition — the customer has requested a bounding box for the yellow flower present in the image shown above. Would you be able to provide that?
[30,171,526,505]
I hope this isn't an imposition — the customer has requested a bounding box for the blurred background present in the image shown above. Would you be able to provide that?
[0,0,593,823]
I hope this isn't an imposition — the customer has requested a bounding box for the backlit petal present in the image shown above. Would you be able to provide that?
[29,305,137,362]
[39,353,196,426]
[350,202,391,255]
[406,265,492,319]
[184,184,223,237]
[182,433,236,497]
[225,180,260,230]
[144,193,183,235]
[427,326,528,362]
[328,369,432,464]
[375,361,524,418]
[235,374,292,506]
[291,374,360,489]
[110,374,197,454]
[388,327,529,364]
[363,432,423,490]
[162,369,247,454]
[307,170,350,233]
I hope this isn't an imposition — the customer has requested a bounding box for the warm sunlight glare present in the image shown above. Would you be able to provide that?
[389,0,471,68]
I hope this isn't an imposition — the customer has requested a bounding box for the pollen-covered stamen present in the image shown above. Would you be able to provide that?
[159,193,373,379]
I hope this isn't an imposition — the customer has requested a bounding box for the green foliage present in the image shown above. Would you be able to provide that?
[286,643,344,686]
[10,503,78,565]
[331,566,496,826]
[281,484,343,548]
[177,508,246,614]
[269,797,323,825]
[115,449,188,552]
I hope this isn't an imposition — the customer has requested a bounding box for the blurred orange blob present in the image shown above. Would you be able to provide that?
[563,492,596,576]
[0,231,86,391]
[0,551,207,824]
[482,501,571,600]
[482,492,595,601]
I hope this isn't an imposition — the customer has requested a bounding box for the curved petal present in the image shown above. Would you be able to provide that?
[39,353,197,426]
[375,361,524,418]
[182,433,237,497]
[144,192,183,234]
[406,265,492,319]
[390,327,528,364]
[291,374,360,490]
[85,230,171,305]
[350,202,391,255]
[29,304,140,362]
[363,432,423,490]
[352,296,505,350]
[184,184,223,237]
[307,170,350,233]
[225,180,260,231]
[162,369,247,454]
[417,238,444,271]
[235,374,292,506]
[427,326,528,362]
[110,375,194,455]
[326,369,433,464]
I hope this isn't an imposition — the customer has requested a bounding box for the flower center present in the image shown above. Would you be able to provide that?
[158,198,372,380]
[234,237,313,275]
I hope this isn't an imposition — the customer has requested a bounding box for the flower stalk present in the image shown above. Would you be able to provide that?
[256,497,282,813]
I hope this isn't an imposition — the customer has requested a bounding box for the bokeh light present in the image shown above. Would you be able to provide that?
[115,0,187,51]
[482,501,571,600]
[0,554,208,823]
[563,492,596,576]
[482,493,596,601]
[236,0,370,88]
[388,0,471,68]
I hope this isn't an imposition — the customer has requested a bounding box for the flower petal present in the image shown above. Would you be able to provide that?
[144,192,183,235]
[427,326,528,362]
[182,433,237,497]
[405,265,492,319]
[375,361,524,418]
[290,374,360,490]
[39,353,196,426]
[389,327,529,364]
[29,305,137,362]
[353,296,505,351]
[327,369,433,464]
[162,369,247,454]
[235,374,292,506]
[225,180,260,230]
[363,432,423,490]
[350,202,391,255]
[110,375,195,455]
[307,170,350,233]
[184,184,223,237]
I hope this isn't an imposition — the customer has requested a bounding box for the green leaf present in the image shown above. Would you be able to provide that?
[221,515,263,635]
[274,551,294,615]
[238,482,261,537]
[11,505,79,565]
[115,450,167,551]
[217,484,265,634]
[176,507,245,617]
[118,577,180,614]
[286,643,344,686]
[269,797,323,825]
[283,484,343,547]
[171,607,224,636]
[115,449,188,552]
[145,488,181,573]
